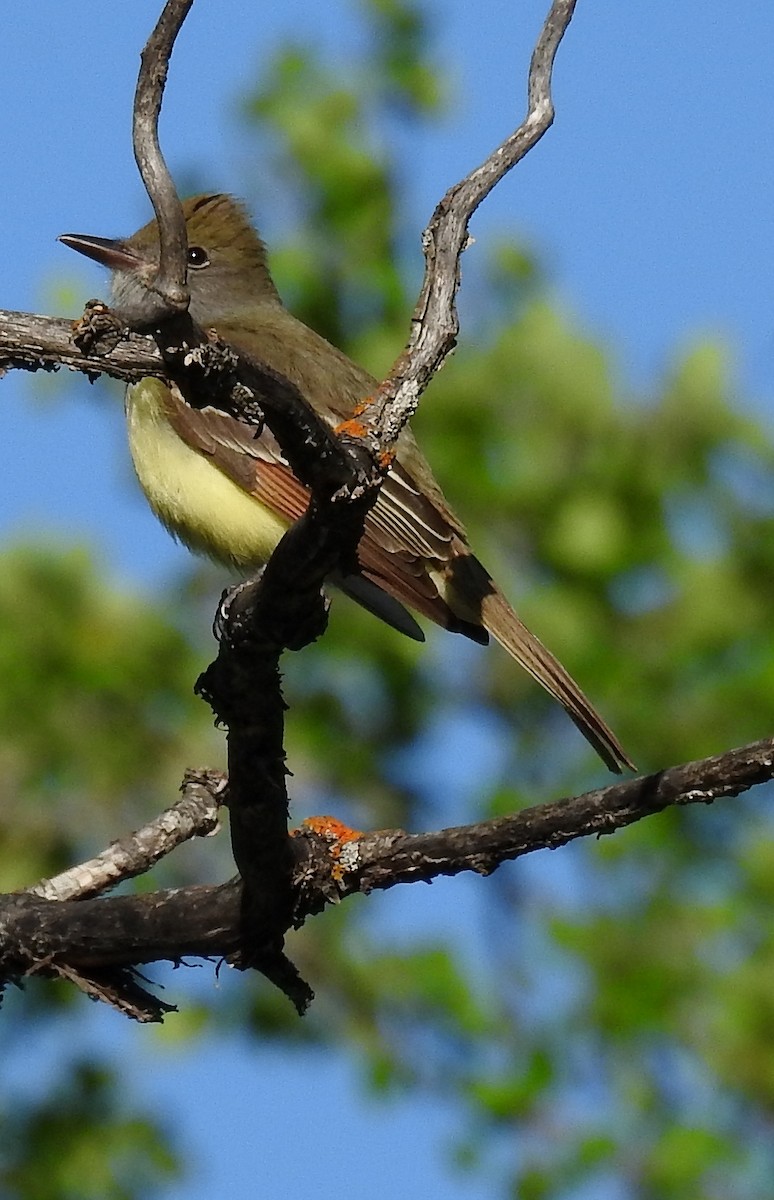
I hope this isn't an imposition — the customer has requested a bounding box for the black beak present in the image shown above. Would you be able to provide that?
[58,233,141,273]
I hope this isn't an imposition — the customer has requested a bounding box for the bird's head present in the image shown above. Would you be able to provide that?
[60,193,280,327]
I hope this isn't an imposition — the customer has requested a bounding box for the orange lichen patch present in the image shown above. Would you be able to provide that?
[295,815,362,882]
[298,815,362,842]
[334,418,369,439]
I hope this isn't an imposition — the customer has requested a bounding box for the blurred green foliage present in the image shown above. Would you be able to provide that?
[1,1063,179,1200]
[3,0,774,1197]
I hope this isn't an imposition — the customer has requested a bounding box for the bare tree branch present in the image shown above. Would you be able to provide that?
[27,770,225,903]
[340,735,774,894]
[370,0,578,451]
[2,736,772,1020]
[0,309,168,384]
[132,0,195,319]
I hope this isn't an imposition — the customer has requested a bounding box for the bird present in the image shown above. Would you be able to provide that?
[59,193,633,772]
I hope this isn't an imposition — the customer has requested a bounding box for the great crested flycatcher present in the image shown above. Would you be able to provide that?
[60,193,632,772]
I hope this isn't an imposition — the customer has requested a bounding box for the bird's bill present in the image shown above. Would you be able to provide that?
[58,233,141,273]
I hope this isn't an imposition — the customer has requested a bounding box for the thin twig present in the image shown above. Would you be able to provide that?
[371,0,578,450]
[132,0,195,318]
[26,770,225,903]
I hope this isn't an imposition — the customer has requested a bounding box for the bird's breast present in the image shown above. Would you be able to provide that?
[125,378,289,568]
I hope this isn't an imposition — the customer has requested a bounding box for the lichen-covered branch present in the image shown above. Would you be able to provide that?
[2,736,772,1020]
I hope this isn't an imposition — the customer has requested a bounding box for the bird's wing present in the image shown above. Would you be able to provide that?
[161,383,482,631]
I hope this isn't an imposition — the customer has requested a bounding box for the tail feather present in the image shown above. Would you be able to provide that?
[480,587,634,773]
[356,528,633,773]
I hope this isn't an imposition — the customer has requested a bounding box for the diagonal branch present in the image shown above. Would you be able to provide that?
[1,736,772,1020]
[27,770,225,903]
[371,0,578,451]
[338,735,774,895]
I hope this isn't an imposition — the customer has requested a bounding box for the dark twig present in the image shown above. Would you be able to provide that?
[44,963,178,1024]
[132,0,195,320]
[342,736,774,894]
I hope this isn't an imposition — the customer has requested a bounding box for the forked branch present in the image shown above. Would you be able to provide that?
[2,736,772,1021]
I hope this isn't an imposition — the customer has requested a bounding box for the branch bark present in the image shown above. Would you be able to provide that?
[2,736,771,1020]
[0,309,169,384]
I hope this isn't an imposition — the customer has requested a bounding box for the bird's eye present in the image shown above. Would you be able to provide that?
[187,245,210,269]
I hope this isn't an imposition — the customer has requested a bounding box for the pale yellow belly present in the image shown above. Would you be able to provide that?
[125,379,289,569]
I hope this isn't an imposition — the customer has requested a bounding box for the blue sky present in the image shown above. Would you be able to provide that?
[2,2,774,1197]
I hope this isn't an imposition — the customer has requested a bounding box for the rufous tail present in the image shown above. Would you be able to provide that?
[480,588,634,773]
